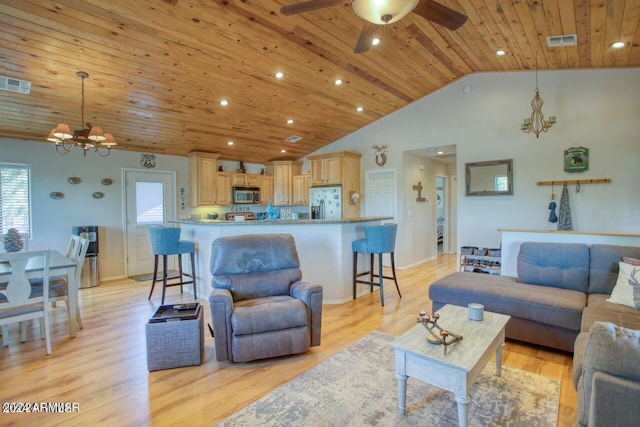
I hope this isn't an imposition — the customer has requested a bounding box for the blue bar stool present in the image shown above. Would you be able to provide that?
[148,226,197,305]
[352,223,400,306]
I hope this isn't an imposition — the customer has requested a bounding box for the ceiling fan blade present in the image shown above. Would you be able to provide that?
[280,0,350,16]
[353,22,378,54]
[412,0,468,31]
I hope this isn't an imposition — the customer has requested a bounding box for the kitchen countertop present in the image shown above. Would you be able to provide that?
[170,216,392,226]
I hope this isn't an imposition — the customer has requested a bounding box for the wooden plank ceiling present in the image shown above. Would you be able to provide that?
[1,0,638,164]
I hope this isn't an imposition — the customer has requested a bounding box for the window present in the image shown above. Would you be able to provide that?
[135,181,165,227]
[0,163,31,237]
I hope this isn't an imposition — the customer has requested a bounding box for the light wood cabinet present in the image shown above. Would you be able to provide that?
[308,151,362,218]
[187,151,219,206]
[232,173,260,187]
[216,172,232,205]
[292,173,310,205]
[259,175,273,205]
[265,160,302,206]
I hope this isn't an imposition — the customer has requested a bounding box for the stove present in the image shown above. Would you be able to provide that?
[226,212,255,221]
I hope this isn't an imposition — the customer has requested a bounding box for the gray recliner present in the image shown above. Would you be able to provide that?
[209,234,323,362]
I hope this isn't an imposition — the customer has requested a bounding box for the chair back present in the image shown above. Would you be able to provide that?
[0,250,50,309]
[71,237,90,282]
[149,227,181,255]
[363,223,397,254]
[65,235,81,259]
[210,234,302,300]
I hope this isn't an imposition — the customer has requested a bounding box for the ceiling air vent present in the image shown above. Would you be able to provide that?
[547,34,577,47]
[0,76,31,94]
[284,135,302,143]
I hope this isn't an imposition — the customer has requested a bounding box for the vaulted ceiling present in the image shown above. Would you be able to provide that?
[1,0,638,164]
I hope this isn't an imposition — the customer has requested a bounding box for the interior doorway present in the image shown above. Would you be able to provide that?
[364,169,396,266]
[436,175,448,256]
[123,169,176,277]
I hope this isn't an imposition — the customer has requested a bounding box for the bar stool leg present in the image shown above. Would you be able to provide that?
[369,253,374,293]
[148,254,159,300]
[352,251,358,300]
[391,252,401,298]
[190,251,197,300]
[178,254,184,294]
[161,254,168,305]
[378,253,385,306]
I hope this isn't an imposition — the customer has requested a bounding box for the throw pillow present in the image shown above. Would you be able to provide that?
[607,261,640,309]
[623,256,640,266]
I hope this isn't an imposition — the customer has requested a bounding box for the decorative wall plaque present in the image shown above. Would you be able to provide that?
[140,153,156,169]
[564,146,589,173]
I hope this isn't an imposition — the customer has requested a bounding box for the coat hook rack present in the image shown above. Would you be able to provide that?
[536,178,611,186]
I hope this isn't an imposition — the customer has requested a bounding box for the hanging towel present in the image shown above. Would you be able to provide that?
[548,201,558,223]
[558,184,573,230]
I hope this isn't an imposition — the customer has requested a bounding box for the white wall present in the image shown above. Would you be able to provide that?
[305,68,640,267]
[0,139,189,280]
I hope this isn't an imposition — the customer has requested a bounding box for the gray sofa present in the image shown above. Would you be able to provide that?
[209,234,323,362]
[430,242,640,426]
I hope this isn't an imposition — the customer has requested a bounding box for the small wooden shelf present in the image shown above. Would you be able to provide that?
[536,178,611,186]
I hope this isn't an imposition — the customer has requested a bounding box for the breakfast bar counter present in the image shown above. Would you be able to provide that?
[171,217,392,304]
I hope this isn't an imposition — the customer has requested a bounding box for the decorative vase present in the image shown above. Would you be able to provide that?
[4,228,24,253]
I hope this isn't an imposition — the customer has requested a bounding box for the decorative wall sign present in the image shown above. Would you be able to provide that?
[92,192,104,199]
[49,192,64,200]
[101,178,113,186]
[140,153,156,168]
[564,146,589,173]
[67,177,81,185]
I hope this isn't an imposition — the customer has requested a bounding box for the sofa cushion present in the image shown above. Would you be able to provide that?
[581,294,640,332]
[231,296,308,335]
[429,272,586,331]
[517,242,589,292]
[588,244,640,295]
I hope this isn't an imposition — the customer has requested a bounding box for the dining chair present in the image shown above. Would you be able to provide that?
[0,250,52,355]
[30,236,89,330]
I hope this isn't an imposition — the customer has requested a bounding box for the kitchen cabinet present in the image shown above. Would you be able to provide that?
[187,152,219,206]
[216,172,232,205]
[265,160,302,206]
[308,151,362,218]
[259,175,273,205]
[292,173,310,205]
[232,173,260,187]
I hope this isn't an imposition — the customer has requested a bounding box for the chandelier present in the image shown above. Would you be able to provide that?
[521,53,556,138]
[352,0,419,25]
[47,71,116,157]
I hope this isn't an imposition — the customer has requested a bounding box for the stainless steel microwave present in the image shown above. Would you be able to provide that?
[233,186,260,204]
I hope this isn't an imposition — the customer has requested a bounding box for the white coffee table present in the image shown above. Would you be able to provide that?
[389,304,511,427]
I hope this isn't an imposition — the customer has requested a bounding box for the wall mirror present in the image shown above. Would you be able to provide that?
[465,159,513,196]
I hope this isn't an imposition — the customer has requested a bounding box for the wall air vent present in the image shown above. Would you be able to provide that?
[547,34,577,47]
[284,135,302,143]
[0,76,31,94]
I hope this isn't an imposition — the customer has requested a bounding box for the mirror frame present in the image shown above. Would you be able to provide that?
[465,159,513,196]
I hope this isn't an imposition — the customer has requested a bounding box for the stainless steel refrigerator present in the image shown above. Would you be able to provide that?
[309,186,342,219]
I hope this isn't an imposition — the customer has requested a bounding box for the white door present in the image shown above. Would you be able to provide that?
[124,169,176,276]
[364,169,397,265]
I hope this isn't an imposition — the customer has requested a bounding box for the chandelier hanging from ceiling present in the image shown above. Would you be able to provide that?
[521,52,556,138]
[47,71,116,157]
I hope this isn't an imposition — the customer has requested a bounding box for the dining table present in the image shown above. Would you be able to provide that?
[0,250,80,337]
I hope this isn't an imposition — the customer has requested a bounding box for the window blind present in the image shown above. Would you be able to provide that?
[0,163,31,237]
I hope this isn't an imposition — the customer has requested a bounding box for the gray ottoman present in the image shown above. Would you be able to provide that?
[146,304,204,371]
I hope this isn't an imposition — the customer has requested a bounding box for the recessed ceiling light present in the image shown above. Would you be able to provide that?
[356,106,364,112]
[437,151,444,155]
[220,99,229,106]
[286,119,294,124]
[371,38,380,46]
[227,141,234,146]
[495,50,506,56]
[610,41,626,49]
[334,79,343,86]
[280,149,287,153]
[274,71,286,80]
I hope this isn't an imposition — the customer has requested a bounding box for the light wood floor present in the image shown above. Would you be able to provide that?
[0,253,576,426]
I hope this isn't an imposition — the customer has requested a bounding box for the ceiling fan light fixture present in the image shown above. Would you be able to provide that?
[352,0,419,25]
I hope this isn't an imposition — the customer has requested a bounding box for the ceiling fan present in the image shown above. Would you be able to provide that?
[280,0,468,53]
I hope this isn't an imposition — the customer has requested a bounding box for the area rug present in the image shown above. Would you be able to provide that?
[129,270,179,282]
[217,331,559,427]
